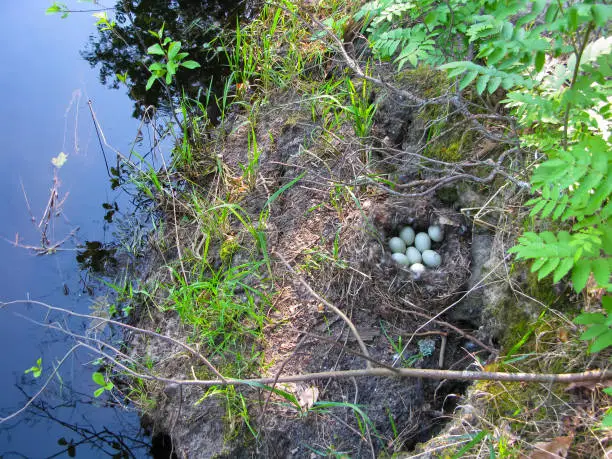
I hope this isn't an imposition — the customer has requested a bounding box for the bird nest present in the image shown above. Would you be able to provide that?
[343,196,472,316]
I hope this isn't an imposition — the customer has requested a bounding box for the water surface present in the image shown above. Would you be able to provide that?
[0,2,151,457]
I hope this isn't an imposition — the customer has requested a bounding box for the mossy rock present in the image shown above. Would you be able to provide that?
[395,65,449,98]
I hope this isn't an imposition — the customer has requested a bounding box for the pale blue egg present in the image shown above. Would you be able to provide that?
[422,250,442,268]
[406,247,422,264]
[392,253,410,265]
[399,226,415,245]
[389,237,407,254]
[414,233,431,252]
[428,225,444,242]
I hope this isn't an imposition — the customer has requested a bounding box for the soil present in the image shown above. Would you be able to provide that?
[127,80,505,458]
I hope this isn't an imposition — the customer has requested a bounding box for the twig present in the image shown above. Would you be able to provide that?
[275,252,373,369]
[76,363,612,387]
[88,100,111,177]
[1,299,226,381]
[398,305,496,354]
[0,344,82,423]
[439,335,447,369]
[19,178,36,224]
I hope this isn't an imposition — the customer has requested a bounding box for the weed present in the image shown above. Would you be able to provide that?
[344,74,377,139]
[197,385,258,441]
[166,260,269,355]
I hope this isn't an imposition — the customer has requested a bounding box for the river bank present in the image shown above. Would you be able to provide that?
[99,0,612,457]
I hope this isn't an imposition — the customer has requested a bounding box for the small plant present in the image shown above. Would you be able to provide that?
[25,358,43,378]
[197,385,257,441]
[145,24,201,91]
[45,2,70,18]
[92,371,114,397]
[344,76,377,138]
[574,295,612,354]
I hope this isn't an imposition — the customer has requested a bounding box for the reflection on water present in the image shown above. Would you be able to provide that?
[76,240,118,273]
[83,0,244,119]
[2,0,246,456]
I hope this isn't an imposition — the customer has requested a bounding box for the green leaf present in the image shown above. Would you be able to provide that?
[532,257,547,272]
[603,296,612,315]
[92,372,106,386]
[538,257,560,280]
[181,60,201,70]
[459,70,478,90]
[487,76,502,93]
[590,4,611,27]
[553,257,574,283]
[474,74,489,95]
[94,387,105,398]
[535,50,545,72]
[46,3,66,15]
[575,312,606,324]
[51,152,68,168]
[580,324,609,340]
[530,198,546,216]
[148,62,164,72]
[603,387,612,396]
[545,3,559,23]
[572,259,591,292]
[501,22,513,41]
[488,46,506,65]
[592,259,611,287]
[147,43,165,56]
[146,75,157,91]
[602,411,612,427]
[168,41,181,60]
[166,60,177,77]
[567,7,578,31]
[591,331,612,353]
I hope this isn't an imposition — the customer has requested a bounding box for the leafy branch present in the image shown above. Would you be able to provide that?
[145,23,201,91]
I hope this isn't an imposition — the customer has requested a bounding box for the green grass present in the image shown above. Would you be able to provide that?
[166,260,269,354]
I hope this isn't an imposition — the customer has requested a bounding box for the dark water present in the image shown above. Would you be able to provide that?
[0,0,244,456]
[0,2,152,457]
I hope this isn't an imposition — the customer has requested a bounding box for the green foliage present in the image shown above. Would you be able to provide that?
[345,76,377,138]
[24,358,42,378]
[574,295,612,354]
[46,2,70,18]
[167,260,269,356]
[603,387,612,427]
[145,24,201,91]
[359,0,611,294]
[92,371,114,397]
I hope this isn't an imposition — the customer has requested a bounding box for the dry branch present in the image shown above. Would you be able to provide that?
[1,299,226,381]
[275,252,373,368]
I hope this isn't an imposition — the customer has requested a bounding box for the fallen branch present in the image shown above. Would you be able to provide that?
[275,252,373,369]
[1,299,226,382]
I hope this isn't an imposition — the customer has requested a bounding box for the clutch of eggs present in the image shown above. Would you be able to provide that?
[389,224,444,270]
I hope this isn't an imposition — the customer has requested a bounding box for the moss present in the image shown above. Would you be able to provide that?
[397,67,476,162]
[280,112,305,132]
[473,379,566,426]
[220,236,239,263]
[423,127,476,162]
[435,186,459,204]
[395,65,449,98]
